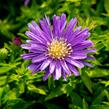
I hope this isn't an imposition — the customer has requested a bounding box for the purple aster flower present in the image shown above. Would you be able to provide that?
[21,14,96,80]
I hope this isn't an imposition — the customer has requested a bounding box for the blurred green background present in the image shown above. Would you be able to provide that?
[0,0,109,109]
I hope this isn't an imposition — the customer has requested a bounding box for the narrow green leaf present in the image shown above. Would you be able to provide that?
[3,88,17,102]
[92,90,106,105]
[82,99,88,109]
[0,67,13,74]
[70,91,82,108]
[0,87,4,105]
[91,105,109,109]
[5,98,33,109]
[0,63,20,74]
[28,84,46,95]
[104,0,109,13]
[81,70,93,93]
[89,68,109,78]
[44,102,63,109]
[45,85,66,101]
[19,82,25,94]
[0,76,7,86]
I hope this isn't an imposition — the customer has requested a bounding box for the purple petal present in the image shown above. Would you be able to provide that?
[68,63,80,76]
[28,22,46,40]
[22,43,47,53]
[71,52,87,58]
[26,40,47,47]
[62,70,67,81]
[61,61,71,75]
[21,53,36,60]
[28,64,40,74]
[73,40,94,50]
[28,23,38,35]
[30,21,42,35]
[28,64,37,70]
[25,31,46,44]
[66,58,84,68]
[64,18,77,38]
[66,26,82,42]
[60,13,66,35]
[53,15,61,37]
[40,16,52,40]
[54,62,62,80]
[83,62,93,67]
[86,56,95,60]
[73,49,96,55]
[21,43,46,52]
[21,44,31,49]
[43,70,51,81]
[30,21,49,42]
[32,54,47,63]
[75,49,96,54]
[85,49,96,54]
[69,54,87,59]
[31,44,46,51]
[74,26,82,33]
[49,61,56,74]
[70,28,89,46]
[30,47,46,54]
[76,28,89,38]
[40,59,52,71]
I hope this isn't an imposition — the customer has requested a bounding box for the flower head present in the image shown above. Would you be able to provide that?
[21,14,96,80]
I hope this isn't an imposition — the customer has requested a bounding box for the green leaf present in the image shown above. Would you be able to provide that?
[8,74,18,82]
[48,76,55,89]
[0,75,7,86]
[3,88,17,103]
[70,91,82,108]
[45,84,66,101]
[69,104,82,109]
[89,68,109,78]
[104,0,109,13]
[0,87,4,105]
[100,80,109,87]
[44,102,63,109]
[19,82,25,94]
[2,86,18,103]
[4,98,33,109]
[66,0,81,2]
[82,99,88,109]
[92,90,108,105]
[28,84,46,95]
[0,63,20,74]
[17,33,27,39]
[90,105,109,109]
[0,67,13,74]
[81,70,93,93]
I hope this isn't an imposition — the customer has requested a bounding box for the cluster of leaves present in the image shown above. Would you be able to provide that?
[0,0,109,109]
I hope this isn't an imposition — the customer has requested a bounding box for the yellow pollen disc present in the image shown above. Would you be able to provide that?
[48,39,72,59]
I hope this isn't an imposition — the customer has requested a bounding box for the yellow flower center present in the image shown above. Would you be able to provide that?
[48,39,72,59]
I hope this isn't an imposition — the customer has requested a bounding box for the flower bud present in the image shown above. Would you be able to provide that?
[13,37,22,46]
[0,48,8,60]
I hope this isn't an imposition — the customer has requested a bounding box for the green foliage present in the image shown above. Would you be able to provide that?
[0,0,109,109]
[81,69,93,93]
